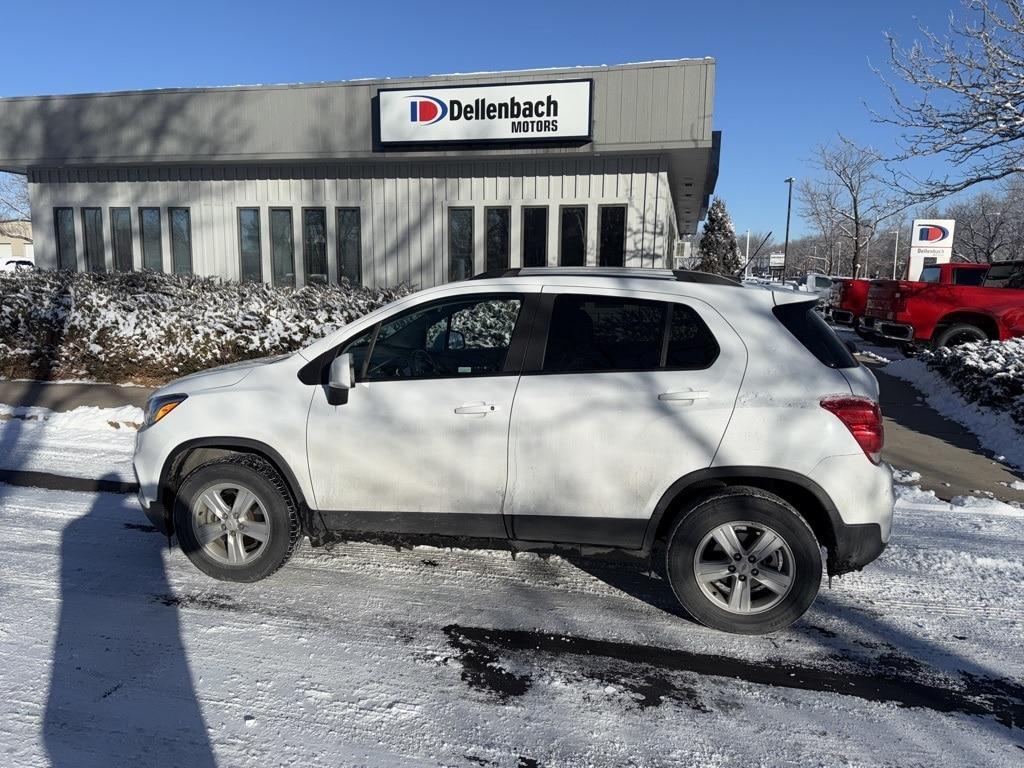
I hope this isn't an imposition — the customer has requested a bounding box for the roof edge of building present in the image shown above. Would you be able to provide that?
[0,58,715,103]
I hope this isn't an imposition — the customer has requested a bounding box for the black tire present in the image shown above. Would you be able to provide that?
[931,323,988,349]
[173,455,300,582]
[664,487,822,635]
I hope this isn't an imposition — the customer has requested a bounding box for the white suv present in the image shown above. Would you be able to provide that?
[134,268,893,634]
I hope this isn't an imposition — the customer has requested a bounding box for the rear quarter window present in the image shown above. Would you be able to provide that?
[773,301,857,369]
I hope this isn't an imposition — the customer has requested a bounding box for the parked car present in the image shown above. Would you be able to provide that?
[133,267,893,635]
[862,260,1024,348]
[1,259,36,272]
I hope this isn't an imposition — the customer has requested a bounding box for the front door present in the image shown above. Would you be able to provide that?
[505,287,746,548]
[305,291,531,537]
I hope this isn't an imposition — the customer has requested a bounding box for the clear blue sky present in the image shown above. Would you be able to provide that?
[0,0,965,237]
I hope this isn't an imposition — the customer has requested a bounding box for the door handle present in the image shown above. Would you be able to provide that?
[454,402,499,415]
[658,390,709,403]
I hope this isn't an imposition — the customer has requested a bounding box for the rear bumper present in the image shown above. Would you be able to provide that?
[830,309,855,326]
[829,520,886,575]
[876,321,915,342]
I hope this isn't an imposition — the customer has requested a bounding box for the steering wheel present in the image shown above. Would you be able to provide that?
[410,349,440,376]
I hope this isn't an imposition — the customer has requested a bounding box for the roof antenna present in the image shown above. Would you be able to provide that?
[734,231,773,280]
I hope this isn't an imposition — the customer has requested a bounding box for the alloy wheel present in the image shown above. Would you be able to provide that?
[190,482,272,565]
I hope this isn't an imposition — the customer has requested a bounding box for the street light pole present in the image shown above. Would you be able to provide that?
[782,177,795,280]
[891,228,900,279]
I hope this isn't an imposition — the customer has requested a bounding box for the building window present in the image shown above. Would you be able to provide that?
[238,208,262,282]
[270,208,295,287]
[522,207,548,268]
[302,208,328,285]
[139,207,163,271]
[336,207,362,287]
[559,206,587,267]
[54,207,77,271]
[485,207,510,272]
[81,207,105,272]
[448,207,474,282]
[110,207,133,271]
[599,205,627,267]
[169,208,193,274]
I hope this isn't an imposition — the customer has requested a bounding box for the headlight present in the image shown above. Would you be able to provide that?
[145,394,188,427]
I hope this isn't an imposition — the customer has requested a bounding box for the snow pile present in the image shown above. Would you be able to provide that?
[919,337,1024,427]
[0,403,143,482]
[887,339,1024,470]
[0,270,412,385]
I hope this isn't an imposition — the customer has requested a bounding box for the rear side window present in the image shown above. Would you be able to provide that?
[953,268,986,286]
[542,294,718,373]
[919,266,941,283]
[773,302,857,369]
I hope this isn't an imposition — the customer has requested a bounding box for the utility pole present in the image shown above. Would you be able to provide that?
[782,177,795,280]
[744,230,751,276]
[891,228,900,279]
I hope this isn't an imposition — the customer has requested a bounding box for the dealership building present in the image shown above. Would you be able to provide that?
[0,59,719,289]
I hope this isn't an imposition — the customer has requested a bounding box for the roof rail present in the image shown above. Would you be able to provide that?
[470,266,740,286]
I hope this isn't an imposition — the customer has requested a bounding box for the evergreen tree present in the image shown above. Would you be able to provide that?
[697,198,741,275]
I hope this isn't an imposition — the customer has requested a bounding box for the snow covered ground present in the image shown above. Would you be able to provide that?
[0,405,1023,766]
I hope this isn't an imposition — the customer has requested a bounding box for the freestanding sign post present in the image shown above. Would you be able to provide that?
[377,80,593,146]
[907,219,956,280]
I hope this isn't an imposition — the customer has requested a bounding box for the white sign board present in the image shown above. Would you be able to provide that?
[908,219,955,281]
[768,252,786,268]
[378,80,592,145]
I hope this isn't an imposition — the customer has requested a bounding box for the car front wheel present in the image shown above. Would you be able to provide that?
[173,456,300,582]
[664,487,822,634]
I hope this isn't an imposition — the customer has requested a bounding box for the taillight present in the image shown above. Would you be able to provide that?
[821,395,884,463]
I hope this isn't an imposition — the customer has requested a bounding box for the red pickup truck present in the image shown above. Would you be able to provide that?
[827,279,872,334]
[828,263,990,337]
[861,261,1024,348]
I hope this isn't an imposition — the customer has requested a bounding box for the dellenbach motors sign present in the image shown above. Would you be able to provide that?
[378,80,592,145]
[907,218,956,280]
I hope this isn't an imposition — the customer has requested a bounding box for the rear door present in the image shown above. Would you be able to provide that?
[504,287,746,548]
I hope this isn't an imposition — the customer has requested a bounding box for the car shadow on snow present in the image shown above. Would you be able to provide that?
[43,476,216,768]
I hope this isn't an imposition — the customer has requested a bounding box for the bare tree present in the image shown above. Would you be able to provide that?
[798,138,905,277]
[877,0,1024,198]
[945,190,1015,261]
[0,172,30,237]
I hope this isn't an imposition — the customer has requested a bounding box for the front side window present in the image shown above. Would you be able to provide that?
[560,206,587,266]
[54,207,77,271]
[237,208,262,282]
[358,295,523,381]
[270,208,295,287]
[598,205,626,267]
[82,207,104,272]
[449,207,474,281]
[485,207,510,272]
[169,208,193,274]
[303,208,328,285]
[110,208,133,271]
[139,207,163,271]
[337,207,362,286]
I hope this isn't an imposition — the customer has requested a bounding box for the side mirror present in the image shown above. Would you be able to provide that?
[327,353,354,405]
[447,330,466,350]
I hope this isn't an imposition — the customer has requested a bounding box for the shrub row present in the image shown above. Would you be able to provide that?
[920,338,1024,427]
[0,271,412,385]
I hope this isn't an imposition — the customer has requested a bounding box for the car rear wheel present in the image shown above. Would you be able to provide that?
[664,487,822,634]
[173,456,300,582]
[932,323,988,349]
